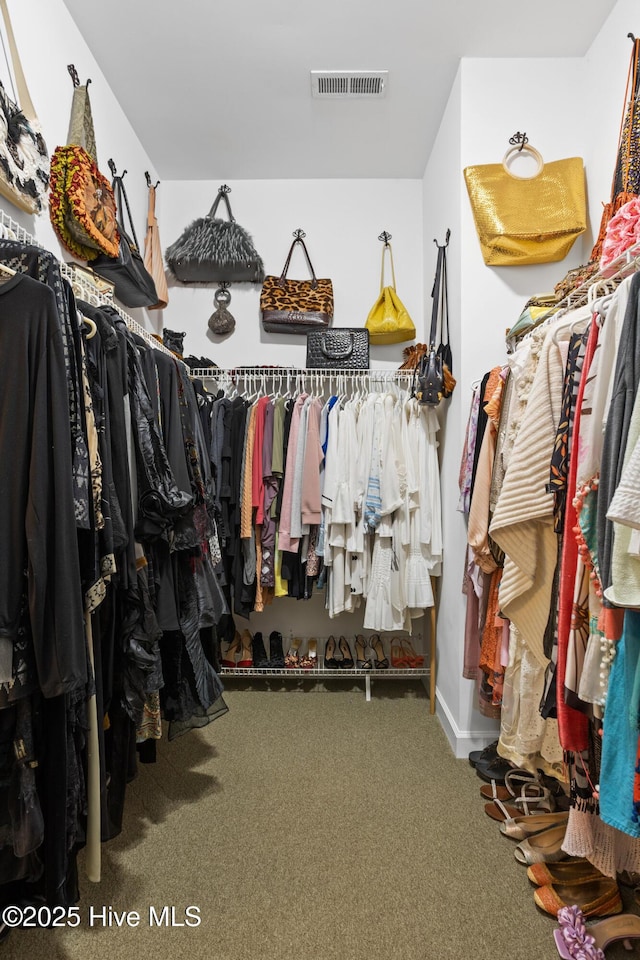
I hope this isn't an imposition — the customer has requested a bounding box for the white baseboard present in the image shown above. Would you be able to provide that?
[434,686,499,759]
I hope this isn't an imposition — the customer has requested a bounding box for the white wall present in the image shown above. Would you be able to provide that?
[583,0,638,232]
[4,0,159,327]
[422,67,495,754]
[160,178,424,366]
[428,0,640,756]
[426,56,594,756]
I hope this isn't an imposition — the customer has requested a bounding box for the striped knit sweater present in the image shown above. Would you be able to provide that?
[489,329,565,669]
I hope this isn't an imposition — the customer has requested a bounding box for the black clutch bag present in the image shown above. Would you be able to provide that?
[306,328,369,369]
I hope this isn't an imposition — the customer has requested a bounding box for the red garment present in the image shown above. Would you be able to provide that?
[252,397,270,524]
[557,319,599,752]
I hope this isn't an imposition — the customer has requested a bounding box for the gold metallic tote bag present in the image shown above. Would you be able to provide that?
[463,141,586,266]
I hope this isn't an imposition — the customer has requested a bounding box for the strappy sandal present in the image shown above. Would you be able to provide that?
[370,634,389,669]
[555,905,638,957]
[479,765,541,802]
[355,634,372,670]
[391,638,410,668]
[484,789,556,824]
[237,629,254,668]
[401,637,424,668]
[221,631,242,668]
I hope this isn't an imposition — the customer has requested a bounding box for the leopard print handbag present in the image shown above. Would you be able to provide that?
[261,231,333,334]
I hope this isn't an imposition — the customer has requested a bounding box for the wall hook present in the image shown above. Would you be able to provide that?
[293,228,306,240]
[108,158,118,178]
[509,131,528,152]
[378,230,392,245]
[629,32,637,42]
[218,184,231,195]
[67,64,80,88]
[433,229,451,248]
[145,171,160,189]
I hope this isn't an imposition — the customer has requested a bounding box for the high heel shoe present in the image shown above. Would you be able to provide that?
[237,629,253,668]
[221,631,242,668]
[285,637,302,668]
[370,634,389,670]
[298,638,317,670]
[307,638,318,667]
[324,636,340,669]
[269,631,285,669]
[401,637,424,668]
[252,631,269,668]
[391,638,410,668]
[355,635,372,670]
[337,636,354,669]
[555,905,637,957]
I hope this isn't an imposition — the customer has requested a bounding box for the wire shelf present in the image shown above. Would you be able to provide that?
[0,207,174,359]
[220,665,429,679]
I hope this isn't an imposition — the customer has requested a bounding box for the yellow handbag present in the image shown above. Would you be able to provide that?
[463,140,586,266]
[366,241,416,344]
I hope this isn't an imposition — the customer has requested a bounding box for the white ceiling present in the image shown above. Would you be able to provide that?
[62,0,616,180]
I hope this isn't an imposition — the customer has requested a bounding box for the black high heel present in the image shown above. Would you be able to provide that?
[269,631,285,669]
[355,634,372,670]
[324,635,340,669]
[252,632,269,668]
[338,636,354,669]
[371,634,389,670]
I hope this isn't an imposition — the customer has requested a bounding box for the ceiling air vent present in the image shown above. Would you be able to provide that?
[311,71,388,99]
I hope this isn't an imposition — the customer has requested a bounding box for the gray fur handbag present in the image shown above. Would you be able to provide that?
[166,184,264,283]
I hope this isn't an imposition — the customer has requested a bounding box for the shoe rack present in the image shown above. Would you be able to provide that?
[220,633,433,706]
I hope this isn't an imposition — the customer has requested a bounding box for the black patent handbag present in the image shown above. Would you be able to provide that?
[306,328,369,369]
[89,168,159,308]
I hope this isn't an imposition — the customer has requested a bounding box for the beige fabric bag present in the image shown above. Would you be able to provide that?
[144,182,169,309]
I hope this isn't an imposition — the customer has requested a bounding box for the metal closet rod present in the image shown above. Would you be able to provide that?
[511,236,640,342]
[193,366,415,379]
[0,206,175,359]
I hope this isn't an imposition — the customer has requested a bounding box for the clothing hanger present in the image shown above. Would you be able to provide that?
[0,260,15,279]
[0,222,16,241]
[80,312,98,339]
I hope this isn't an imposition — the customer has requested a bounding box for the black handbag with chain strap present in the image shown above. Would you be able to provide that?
[415,231,454,405]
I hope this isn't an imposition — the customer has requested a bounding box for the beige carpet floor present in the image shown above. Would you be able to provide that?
[2,680,636,959]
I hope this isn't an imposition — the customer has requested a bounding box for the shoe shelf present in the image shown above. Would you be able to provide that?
[219,663,430,703]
